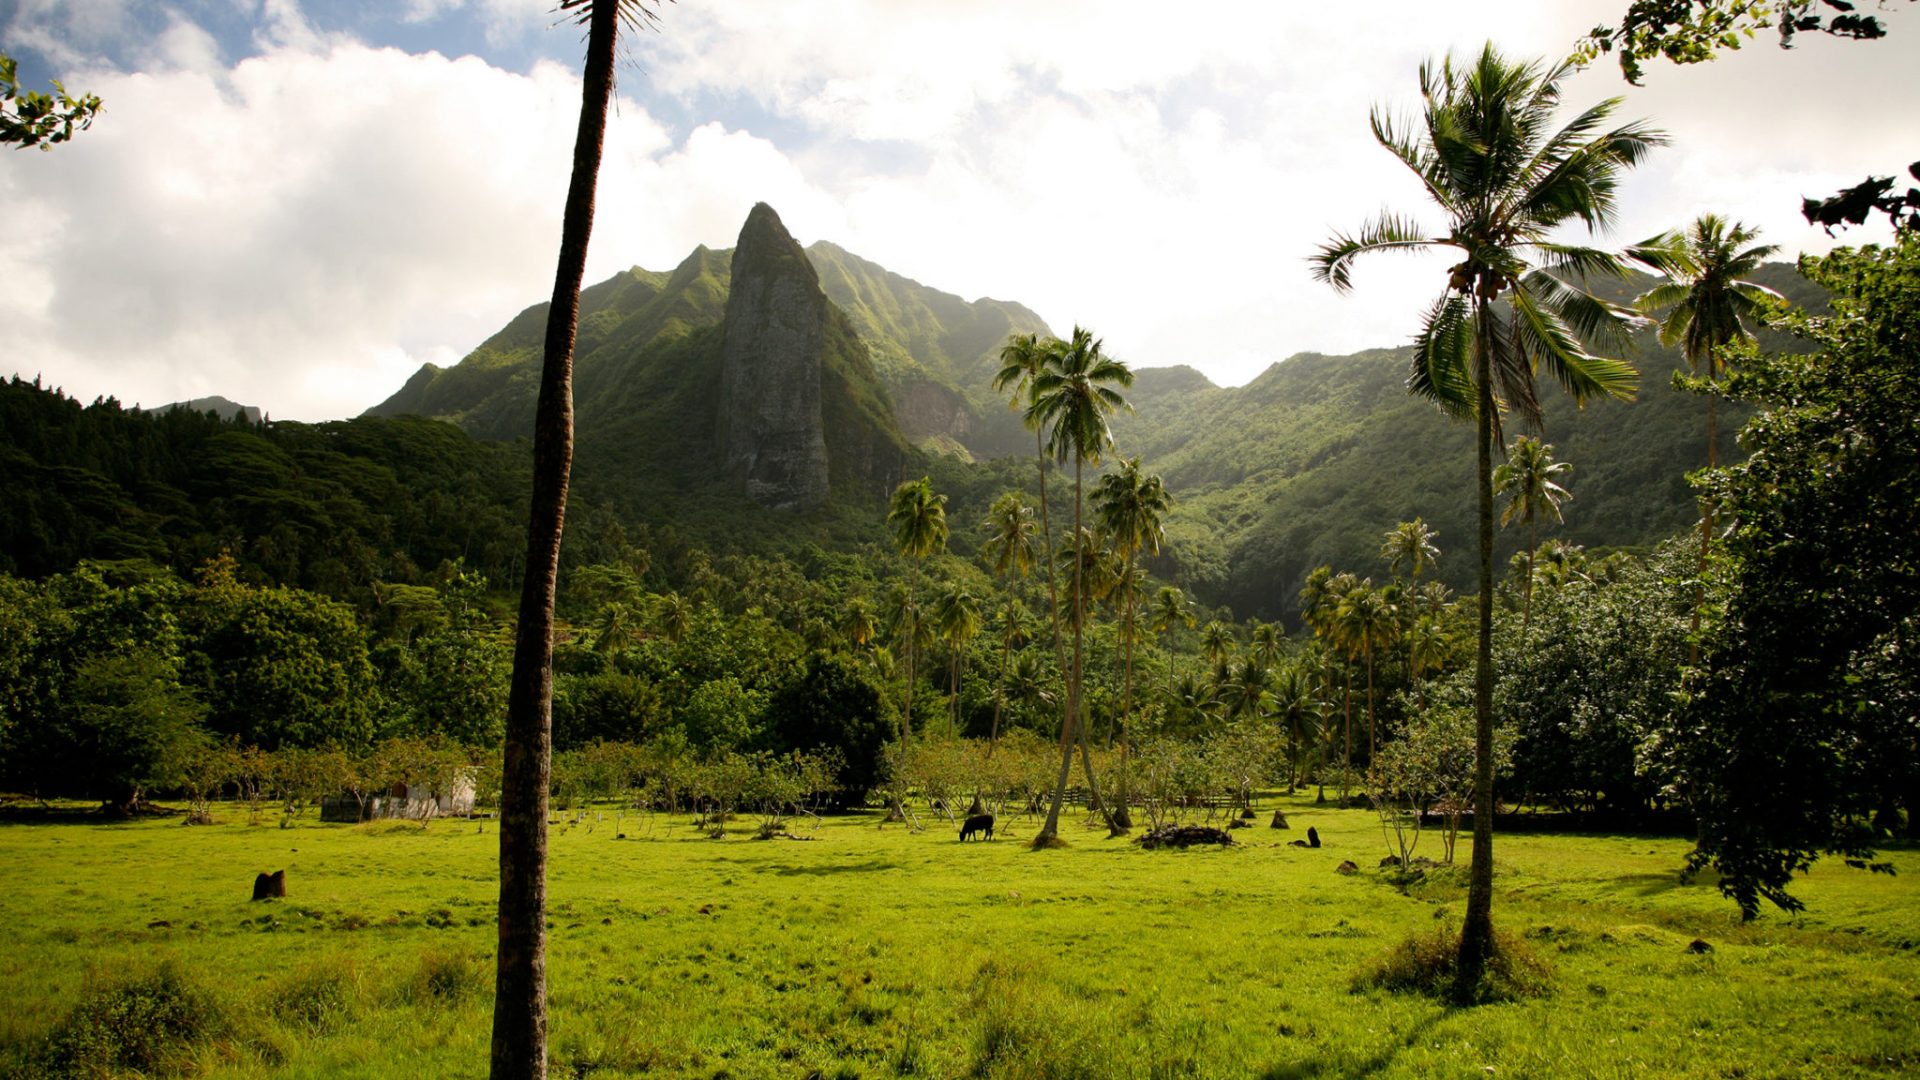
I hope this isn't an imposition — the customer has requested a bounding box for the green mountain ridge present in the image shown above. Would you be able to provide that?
[363,215,1820,621]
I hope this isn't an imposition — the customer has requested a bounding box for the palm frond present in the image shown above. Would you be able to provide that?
[1510,288,1638,407]
[1407,293,1476,419]
[1519,268,1640,354]
[1310,214,1438,292]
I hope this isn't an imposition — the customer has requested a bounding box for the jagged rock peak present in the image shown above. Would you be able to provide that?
[716,203,832,510]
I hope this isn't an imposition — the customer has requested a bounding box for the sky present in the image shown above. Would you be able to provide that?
[3,0,1914,422]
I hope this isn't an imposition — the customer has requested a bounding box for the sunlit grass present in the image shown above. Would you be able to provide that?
[1,795,1914,1078]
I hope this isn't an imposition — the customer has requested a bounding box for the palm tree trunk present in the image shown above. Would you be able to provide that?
[950,648,962,739]
[1691,396,1716,664]
[492,4,616,1075]
[1523,518,1536,631]
[989,602,1012,755]
[1114,553,1138,830]
[1456,304,1500,1001]
[1365,640,1376,766]
[1341,657,1353,802]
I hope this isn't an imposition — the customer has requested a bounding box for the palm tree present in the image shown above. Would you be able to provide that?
[1334,579,1399,765]
[840,596,877,652]
[1248,622,1286,669]
[887,477,949,739]
[1224,657,1275,719]
[1269,662,1321,792]
[981,491,1038,751]
[1382,519,1441,701]
[1092,457,1171,829]
[931,582,982,738]
[1160,672,1222,739]
[653,591,691,645]
[1199,620,1235,667]
[1493,436,1573,631]
[986,598,1032,749]
[1382,519,1441,596]
[994,334,1070,693]
[1025,326,1133,845]
[495,1,660,1074]
[1629,215,1780,653]
[1313,43,1657,996]
[1149,585,1195,695]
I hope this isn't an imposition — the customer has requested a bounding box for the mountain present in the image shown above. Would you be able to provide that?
[370,205,911,541]
[1105,263,1825,619]
[367,208,1822,621]
[152,395,264,424]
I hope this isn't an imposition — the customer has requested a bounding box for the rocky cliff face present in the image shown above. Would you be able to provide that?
[716,204,833,510]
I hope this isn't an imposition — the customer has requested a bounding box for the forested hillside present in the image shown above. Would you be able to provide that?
[0,377,634,593]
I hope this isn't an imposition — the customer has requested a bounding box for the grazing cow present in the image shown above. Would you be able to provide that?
[959,813,995,842]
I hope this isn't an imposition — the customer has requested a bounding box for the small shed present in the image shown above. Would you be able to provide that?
[321,774,477,823]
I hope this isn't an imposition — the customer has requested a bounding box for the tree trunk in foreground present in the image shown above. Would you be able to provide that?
[492,4,617,1076]
[1455,308,1499,1000]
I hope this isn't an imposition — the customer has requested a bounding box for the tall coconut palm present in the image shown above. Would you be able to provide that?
[1629,215,1781,653]
[1382,519,1441,596]
[495,1,660,1073]
[932,582,982,738]
[1025,326,1133,845]
[1269,661,1321,792]
[1493,436,1573,631]
[840,596,877,652]
[1382,519,1441,699]
[1313,43,1657,996]
[1248,622,1286,669]
[1092,457,1171,828]
[982,491,1038,751]
[651,591,691,645]
[993,334,1070,686]
[887,477,949,740]
[1199,620,1235,667]
[1150,585,1195,695]
[1334,580,1400,765]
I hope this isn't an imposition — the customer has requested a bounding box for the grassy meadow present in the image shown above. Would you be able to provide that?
[1,797,1914,1079]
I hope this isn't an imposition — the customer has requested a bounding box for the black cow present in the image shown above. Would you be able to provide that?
[959,813,995,841]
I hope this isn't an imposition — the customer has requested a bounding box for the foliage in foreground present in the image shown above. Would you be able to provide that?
[1671,235,1920,917]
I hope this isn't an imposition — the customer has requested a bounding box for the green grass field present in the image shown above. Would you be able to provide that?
[1,796,1914,1079]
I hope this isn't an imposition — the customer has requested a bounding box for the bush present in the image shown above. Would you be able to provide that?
[403,948,485,1004]
[1352,923,1551,1003]
[270,956,362,1031]
[37,962,226,1075]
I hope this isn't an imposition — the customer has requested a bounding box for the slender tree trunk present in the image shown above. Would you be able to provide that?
[492,5,617,1076]
[1456,304,1500,1001]
[1034,430,1079,844]
[1691,396,1716,665]
[1114,553,1138,830]
[1341,657,1353,802]
[989,603,1013,755]
[1365,641,1376,766]
[950,647,962,739]
[1523,518,1536,631]
[904,565,918,741]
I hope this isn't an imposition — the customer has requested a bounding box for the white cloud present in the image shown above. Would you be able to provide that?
[6,0,1917,423]
[1,38,839,420]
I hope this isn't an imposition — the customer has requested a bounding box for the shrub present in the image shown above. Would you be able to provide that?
[37,962,226,1075]
[403,948,485,1004]
[1352,923,1552,1003]
[269,956,362,1031]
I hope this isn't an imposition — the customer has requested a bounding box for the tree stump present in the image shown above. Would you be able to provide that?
[1335,860,1358,874]
[1307,826,1321,848]
[251,870,285,901]
[1269,810,1289,829]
